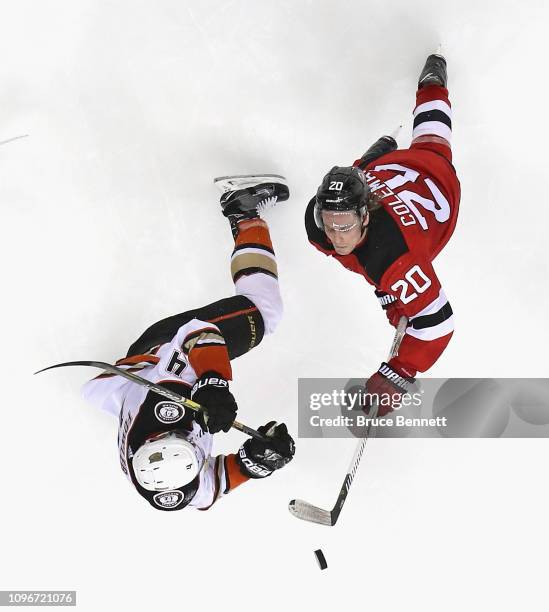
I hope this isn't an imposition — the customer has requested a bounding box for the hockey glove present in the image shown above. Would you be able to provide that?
[365,362,415,417]
[191,372,238,434]
[375,290,405,328]
[236,421,295,479]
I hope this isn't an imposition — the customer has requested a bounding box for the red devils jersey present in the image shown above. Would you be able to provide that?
[305,147,461,374]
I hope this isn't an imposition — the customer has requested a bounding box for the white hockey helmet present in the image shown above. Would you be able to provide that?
[132,431,202,492]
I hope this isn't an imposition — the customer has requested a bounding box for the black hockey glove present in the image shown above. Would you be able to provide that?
[236,421,295,479]
[191,372,238,434]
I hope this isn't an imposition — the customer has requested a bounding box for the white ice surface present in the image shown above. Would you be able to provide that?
[1,1,548,610]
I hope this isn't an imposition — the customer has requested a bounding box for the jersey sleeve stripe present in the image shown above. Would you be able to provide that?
[191,341,226,350]
[412,121,452,143]
[94,362,156,380]
[182,327,231,379]
[406,290,454,340]
[182,328,225,354]
[410,289,449,318]
[406,315,454,341]
[411,301,453,330]
[115,355,160,367]
[194,333,226,346]
[413,108,451,130]
[414,99,452,118]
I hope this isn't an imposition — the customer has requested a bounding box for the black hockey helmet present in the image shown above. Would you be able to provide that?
[314,166,372,230]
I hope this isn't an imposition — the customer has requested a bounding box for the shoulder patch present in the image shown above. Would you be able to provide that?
[153,490,185,509]
[154,401,185,424]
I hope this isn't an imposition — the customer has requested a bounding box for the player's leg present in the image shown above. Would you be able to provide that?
[411,54,453,162]
[218,175,289,338]
[125,294,262,359]
[126,176,289,360]
[355,135,398,170]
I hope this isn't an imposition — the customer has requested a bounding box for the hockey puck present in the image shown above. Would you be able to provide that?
[314,549,327,570]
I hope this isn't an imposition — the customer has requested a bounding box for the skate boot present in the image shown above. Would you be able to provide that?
[418,54,447,89]
[214,174,289,237]
[357,135,398,169]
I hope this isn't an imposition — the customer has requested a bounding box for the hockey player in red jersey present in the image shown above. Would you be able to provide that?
[82,176,295,511]
[305,54,460,413]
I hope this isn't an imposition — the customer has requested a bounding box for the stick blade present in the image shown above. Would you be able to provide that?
[34,360,112,376]
[288,499,333,526]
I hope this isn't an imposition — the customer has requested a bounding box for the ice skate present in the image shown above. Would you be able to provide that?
[418,53,447,88]
[215,174,289,220]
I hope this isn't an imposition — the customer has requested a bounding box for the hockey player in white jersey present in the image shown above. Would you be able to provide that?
[82,176,295,511]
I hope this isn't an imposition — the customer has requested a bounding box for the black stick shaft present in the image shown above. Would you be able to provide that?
[35,360,269,442]
[330,316,409,524]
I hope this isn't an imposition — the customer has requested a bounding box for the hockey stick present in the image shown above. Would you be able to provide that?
[35,360,269,442]
[0,134,28,147]
[288,316,409,526]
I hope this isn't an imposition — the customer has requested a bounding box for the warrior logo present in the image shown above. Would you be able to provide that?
[153,490,185,509]
[154,401,185,424]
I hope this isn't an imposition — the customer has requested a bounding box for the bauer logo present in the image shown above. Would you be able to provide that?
[154,401,185,424]
[153,490,185,509]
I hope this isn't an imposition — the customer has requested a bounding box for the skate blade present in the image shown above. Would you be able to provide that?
[213,174,287,193]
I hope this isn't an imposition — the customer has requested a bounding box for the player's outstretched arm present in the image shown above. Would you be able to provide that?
[365,258,454,413]
[236,421,295,479]
[195,422,295,510]
[389,259,453,370]
[192,453,250,511]
[191,372,238,434]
